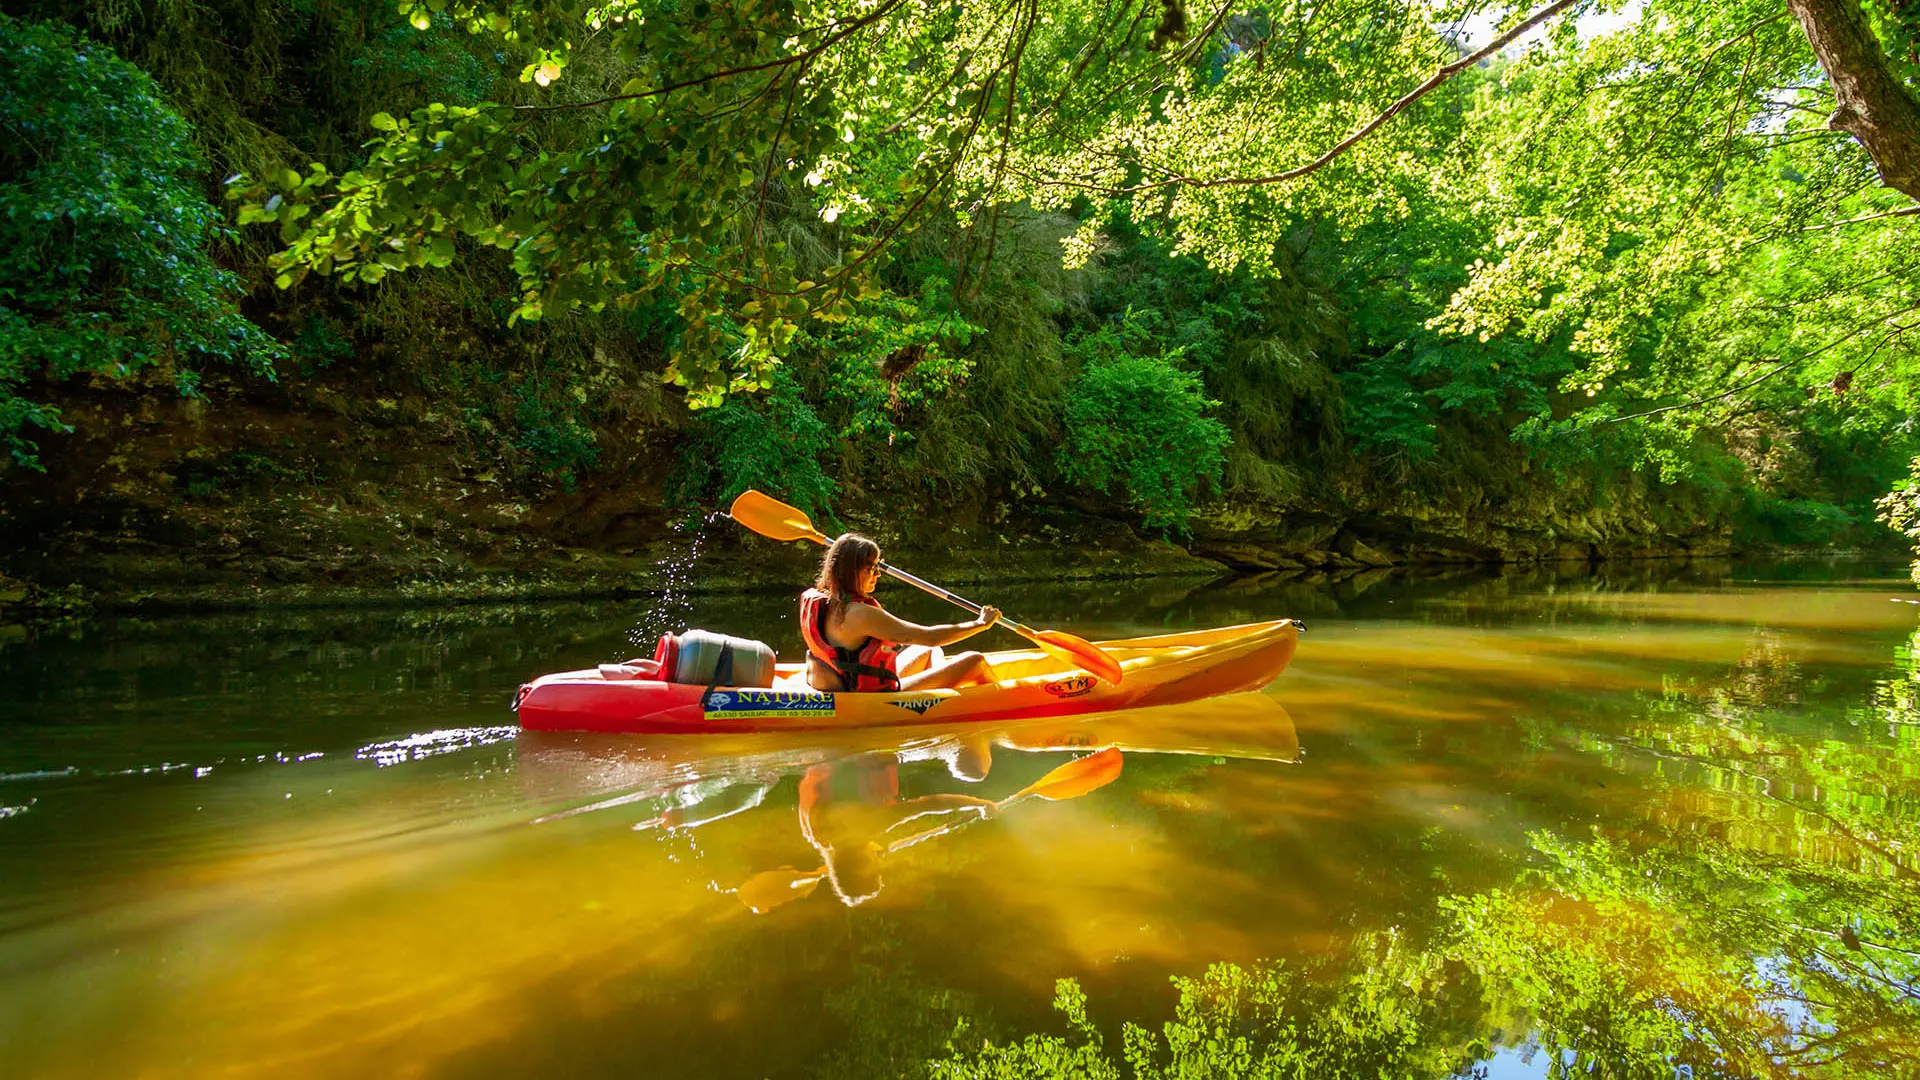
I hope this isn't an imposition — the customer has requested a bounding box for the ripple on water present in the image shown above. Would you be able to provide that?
[0,767,77,782]
[355,725,520,767]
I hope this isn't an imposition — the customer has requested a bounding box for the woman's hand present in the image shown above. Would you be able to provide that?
[976,606,1002,628]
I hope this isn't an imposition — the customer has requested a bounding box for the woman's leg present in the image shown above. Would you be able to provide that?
[894,644,944,677]
[898,651,996,691]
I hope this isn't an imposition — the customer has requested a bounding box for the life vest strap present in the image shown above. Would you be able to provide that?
[799,588,901,692]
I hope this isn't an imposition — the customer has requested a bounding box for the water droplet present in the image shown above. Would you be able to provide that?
[624,509,725,657]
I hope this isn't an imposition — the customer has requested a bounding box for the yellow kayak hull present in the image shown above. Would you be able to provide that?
[514,619,1300,734]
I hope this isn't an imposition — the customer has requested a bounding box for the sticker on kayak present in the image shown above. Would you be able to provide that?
[889,697,943,716]
[1043,676,1095,698]
[704,690,835,719]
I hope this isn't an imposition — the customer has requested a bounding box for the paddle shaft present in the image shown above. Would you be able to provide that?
[883,791,1036,854]
[777,791,1065,880]
[741,748,1122,908]
[885,747,1122,852]
[743,510,1029,633]
[875,560,1038,638]
[723,490,1118,681]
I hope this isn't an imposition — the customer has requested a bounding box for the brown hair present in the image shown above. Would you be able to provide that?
[815,533,881,603]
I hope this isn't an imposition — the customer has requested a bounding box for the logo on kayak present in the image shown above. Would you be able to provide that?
[1043,676,1095,698]
[889,697,943,716]
[704,689,835,719]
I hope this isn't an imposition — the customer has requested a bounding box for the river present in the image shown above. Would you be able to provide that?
[2,560,1917,1078]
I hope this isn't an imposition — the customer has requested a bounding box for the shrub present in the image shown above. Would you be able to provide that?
[1877,456,1920,583]
[671,370,837,519]
[510,388,600,492]
[1057,312,1230,532]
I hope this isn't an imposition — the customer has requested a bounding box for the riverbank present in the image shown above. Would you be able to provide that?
[0,370,1893,623]
[0,466,1867,623]
[0,473,1751,619]
[0,514,1874,629]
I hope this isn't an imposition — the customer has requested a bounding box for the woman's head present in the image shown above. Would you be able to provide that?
[816,533,882,600]
[823,839,884,906]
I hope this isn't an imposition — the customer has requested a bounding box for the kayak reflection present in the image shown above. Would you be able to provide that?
[516,692,1299,907]
[738,746,1125,912]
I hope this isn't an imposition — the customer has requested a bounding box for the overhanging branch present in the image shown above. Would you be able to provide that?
[1604,307,1915,425]
[1033,0,1584,195]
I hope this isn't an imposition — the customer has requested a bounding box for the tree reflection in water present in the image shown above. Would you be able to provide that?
[932,627,1920,1080]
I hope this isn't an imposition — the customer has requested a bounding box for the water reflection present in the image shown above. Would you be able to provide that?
[3,563,1918,1079]
[926,578,1920,1080]
[519,695,1294,911]
[751,746,1123,912]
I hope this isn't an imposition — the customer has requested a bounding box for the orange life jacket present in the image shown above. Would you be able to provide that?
[799,588,902,692]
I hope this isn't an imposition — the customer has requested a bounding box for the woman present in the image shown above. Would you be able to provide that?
[801,533,1000,692]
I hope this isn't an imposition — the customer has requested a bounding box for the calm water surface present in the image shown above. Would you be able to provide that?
[3,562,1918,1078]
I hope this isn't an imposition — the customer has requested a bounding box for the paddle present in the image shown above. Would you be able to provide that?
[734,747,1124,913]
[728,489,1123,685]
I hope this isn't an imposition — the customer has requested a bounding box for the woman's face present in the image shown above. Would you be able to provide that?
[858,556,881,595]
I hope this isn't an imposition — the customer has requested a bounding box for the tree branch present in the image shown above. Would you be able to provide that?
[751,63,807,264]
[1796,203,1920,231]
[1604,313,1900,424]
[1032,0,1584,195]
[511,0,907,114]
[966,0,1039,300]
[1026,0,1235,146]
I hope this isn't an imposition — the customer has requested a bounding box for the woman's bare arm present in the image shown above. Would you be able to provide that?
[842,603,1000,647]
[884,794,997,830]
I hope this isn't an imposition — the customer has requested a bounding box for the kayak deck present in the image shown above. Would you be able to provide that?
[514,619,1300,735]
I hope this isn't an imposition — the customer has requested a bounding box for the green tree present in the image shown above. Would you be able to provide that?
[0,14,282,468]
[228,0,1920,525]
[1878,456,1920,579]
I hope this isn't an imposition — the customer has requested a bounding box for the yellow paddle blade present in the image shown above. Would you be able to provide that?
[729,489,829,545]
[1019,747,1124,802]
[735,866,826,913]
[1025,628,1124,685]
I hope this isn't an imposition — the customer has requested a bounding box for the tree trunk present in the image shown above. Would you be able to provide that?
[1785,0,1920,201]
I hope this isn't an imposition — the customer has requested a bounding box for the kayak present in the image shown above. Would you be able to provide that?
[513,618,1300,735]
